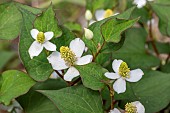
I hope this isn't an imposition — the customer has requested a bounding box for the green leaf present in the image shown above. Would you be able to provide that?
[101,17,139,43]
[0,2,42,40]
[0,51,15,70]
[34,5,62,38]
[95,53,112,67]
[116,6,136,20]
[161,62,170,73]
[101,86,111,110]
[64,22,81,32]
[15,2,42,15]
[154,0,170,5]
[76,63,107,90]
[0,2,22,40]
[0,70,35,105]
[112,28,160,69]
[148,41,170,54]
[115,70,170,113]
[39,85,104,113]
[17,79,67,113]
[19,7,53,81]
[151,3,170,37]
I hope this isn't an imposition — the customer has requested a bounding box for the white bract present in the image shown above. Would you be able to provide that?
[89,9,119,25]
[84,28,93,40]
[28,29,56,59]
[47,38,93,81]
[125,101,145,113]
[109,101,145,113]
[133,0,154,8]
[104,59,144,94]
[109,108,121,113]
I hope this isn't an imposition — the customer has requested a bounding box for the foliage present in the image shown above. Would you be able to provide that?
[0,0,170,113]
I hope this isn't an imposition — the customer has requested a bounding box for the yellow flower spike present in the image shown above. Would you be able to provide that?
[60,46,77,66]
[104,9,113,18]
[125,103,137,113]
[36,32,45,44]
[119,62,130,78]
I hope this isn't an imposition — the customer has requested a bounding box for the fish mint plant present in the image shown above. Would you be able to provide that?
[110,101,145,113]
[104,59,144,94]
[47,38,93,81]
[0,0,170,113]
[29,29,56,59]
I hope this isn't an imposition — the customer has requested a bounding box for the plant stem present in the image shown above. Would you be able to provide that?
[106,85,114,110]
[166,54,170,63]
[92,41,106,62]
[55,70,63,79]
[70,77,81,86]
[149,13,159,57]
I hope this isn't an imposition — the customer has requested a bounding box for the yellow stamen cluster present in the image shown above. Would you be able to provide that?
[119,62,130,78]
[37,32,45,44]
[125,103,137,113]
[60,46,76,66]
[104,9,113,18]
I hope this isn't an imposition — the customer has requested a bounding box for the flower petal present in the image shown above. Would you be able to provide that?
[64,67,80,81]
[47,51,68,70]
[109,108,121,113]
[89,19,96,25]
[43,41,56,51]
[104,72,120,80]
[30,29,39,39]
[126,69,144,82]
[76,55,93,65]
[112,59,123,73]
[95,9,105,21]
[69,38,85,57]
[113,78,126,94]
[132,101,145,113]
[44,32,54,40]
[28,41,43,59]
[133,0,146,8]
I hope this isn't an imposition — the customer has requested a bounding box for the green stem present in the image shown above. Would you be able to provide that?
[92,41,106,62]
[106,85,114,110]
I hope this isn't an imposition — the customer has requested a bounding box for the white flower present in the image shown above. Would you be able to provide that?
[84,28,93,40]
[133,0,154,8]
[125,101,145,113]
[104,59,144,94]
[109,108,121,113]
[28,29,56,59]
[89,9,119,25]
[85,10,93,20]
[47,38,93,81]
[95,9,112,21]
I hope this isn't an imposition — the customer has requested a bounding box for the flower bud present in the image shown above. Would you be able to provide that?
[85,10,92,20]
[84,28,93,40]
